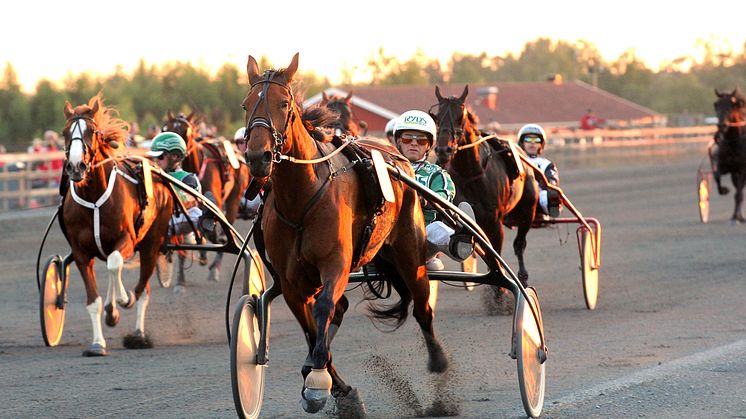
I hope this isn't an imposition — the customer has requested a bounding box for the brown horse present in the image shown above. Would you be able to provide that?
[243,53,448,413]
[432,85,538,307]
[319,91,368,136]
[161,112,251,283]
[61,95,172,356]
[712,88,746,222]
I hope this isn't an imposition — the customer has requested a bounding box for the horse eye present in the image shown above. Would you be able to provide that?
[280,101,289,109]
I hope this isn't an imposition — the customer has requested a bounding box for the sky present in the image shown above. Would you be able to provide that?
[3,0,745,93]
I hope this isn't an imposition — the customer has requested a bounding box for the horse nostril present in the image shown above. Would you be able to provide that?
[262,151,272,164]
[78,162,87,172]
[446,147,453,153]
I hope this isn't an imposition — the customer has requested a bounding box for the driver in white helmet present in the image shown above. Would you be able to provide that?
[385,118,397,144]
[517,123,561,218]
[233,126,262,219]
[394,110,475,271]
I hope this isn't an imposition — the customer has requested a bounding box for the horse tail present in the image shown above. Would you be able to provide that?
[363,256,411,331]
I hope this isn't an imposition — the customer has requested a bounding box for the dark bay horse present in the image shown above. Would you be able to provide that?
[712,89,746,222]
[243,53,448,413]
[319,91,368,136]
[61,95,172,356]
[162,111,251,282]
[432,85,538,306]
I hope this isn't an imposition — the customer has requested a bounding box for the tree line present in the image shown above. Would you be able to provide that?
[1,38,745,149]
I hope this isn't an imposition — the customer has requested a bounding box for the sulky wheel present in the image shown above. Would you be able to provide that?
[514,286,546,418]
[40,255,68,347]
[231,295,266,419]
[245,248,266,298]
[580,228,599,310]
[696,170,711,223]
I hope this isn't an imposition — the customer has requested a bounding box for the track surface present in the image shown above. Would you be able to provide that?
[2,142,745,418]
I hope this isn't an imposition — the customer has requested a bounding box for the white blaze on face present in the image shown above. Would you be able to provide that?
[68,119,87,165]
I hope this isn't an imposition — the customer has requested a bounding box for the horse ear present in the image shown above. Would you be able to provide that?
[285,53,299,83]
[321,91,329,102]
[345,90,353,102]
[435,85,443,101]
[186,111,195,122]
[64,101,74,119]
[167,110,174,120]
[91,98,100,116]
[459,85,469,102]
[247,55,261,85]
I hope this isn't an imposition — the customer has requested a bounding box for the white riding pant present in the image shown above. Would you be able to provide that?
[170,206,203,236]
[538,189,549,214]
[426,221,455,259]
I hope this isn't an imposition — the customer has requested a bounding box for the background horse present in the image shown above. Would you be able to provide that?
[431,85,538,311]
[712,88,746,222]
[319,91,368,136]
[161,111,251,283]
[61,95,172,356]
[243,53,447,414]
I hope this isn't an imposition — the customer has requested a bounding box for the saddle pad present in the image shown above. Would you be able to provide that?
[222,140,241,170]
[370,149,395,202]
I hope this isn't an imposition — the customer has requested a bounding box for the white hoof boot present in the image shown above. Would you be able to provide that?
[301,368,332,413]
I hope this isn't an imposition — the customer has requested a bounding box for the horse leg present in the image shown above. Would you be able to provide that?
[77,257,108,356]
[513,224,530,286]
[484,219,513,315]
[103,244,136,328]
[123,241,160,349]
[731,173,746,223]
[207,251,223,282]
[711,147,729,195]
[302,268,351,413]
[174,250,187,292]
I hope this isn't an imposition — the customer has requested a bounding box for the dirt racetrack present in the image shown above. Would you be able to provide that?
[1,141,745,418]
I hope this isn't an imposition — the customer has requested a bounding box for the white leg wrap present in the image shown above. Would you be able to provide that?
[539,189,549,214]
[107,251,128,304]
[135,290,150,332]
[86,296,106,347]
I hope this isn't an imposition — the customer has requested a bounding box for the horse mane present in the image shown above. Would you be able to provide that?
[73,94,129,153]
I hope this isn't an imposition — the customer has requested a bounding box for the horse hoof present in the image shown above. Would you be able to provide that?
[123,330,153,349]
[428,350,449,374]
[334,388,367,419]
[104,304,120,327]
[719,187,730,195]
[517,272,529,287]
[173,284,186,294]
[118,290,136,309]
[198,255,209,266]
[301,388,330,413]
[82,343,108,357]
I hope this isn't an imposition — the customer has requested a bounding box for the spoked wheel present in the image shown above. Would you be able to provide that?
[245,248,266,298]
[460,254,477,291]
[40,255,68,347]
[231,295,265,419]
[580,228,599,310]
[697,170,711,223]
[514,286,546,418]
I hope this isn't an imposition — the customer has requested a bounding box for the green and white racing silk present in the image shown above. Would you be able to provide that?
[413,160,456,224]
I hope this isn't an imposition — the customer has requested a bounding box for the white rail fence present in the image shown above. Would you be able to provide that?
[0,126,716,211]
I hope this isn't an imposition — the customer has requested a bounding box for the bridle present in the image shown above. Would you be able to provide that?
[65,115,101,174]
[244,70,297,165]
[431,98,468,156]
[715,95,746,140]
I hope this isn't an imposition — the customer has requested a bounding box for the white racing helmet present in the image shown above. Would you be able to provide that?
[517,123,547,153]
[233,127,247,141]
[385,118,398,136]
[393,110,437,146]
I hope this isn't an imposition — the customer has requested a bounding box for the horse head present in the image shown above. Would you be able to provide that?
[62,95,123,182]
[321,91,367,136]
[432,85,470,166]
[162,110,200,148]
[714,88,746,139]
[242,53,301,179]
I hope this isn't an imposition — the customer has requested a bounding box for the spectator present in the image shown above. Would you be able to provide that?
[580,109,604,130]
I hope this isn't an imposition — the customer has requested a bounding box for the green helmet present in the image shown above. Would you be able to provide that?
[147,132,187,157]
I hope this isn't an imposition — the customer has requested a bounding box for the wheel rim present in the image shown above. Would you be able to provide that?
[516,288,546,417]
[697,174,710,223]
[231,295,265,419]
[582,230,599,310]
[40,256,65,347]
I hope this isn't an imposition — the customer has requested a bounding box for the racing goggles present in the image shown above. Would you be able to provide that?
[522,135,543,144]
[399,133,430,146]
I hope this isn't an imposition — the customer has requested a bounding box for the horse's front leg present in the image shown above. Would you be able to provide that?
[103,243,136,329]
[303,268,350,413]
[731,173,746,223]
[77,257,108,356]
[513,224,530,286]
[123,238,160,349]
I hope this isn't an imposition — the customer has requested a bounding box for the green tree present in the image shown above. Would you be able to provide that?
[30,80,66,137]
[0,63,32,145]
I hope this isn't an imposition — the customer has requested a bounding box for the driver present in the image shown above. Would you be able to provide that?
[517,123,561,218]
[394,110,475,271]
[147,132,204,240]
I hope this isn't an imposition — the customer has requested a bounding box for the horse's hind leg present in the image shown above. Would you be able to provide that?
[103,242,137,328]
[123,238,162,349]
[731,172,746,223]
[174,250,188,292]
[207,251,223,282]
